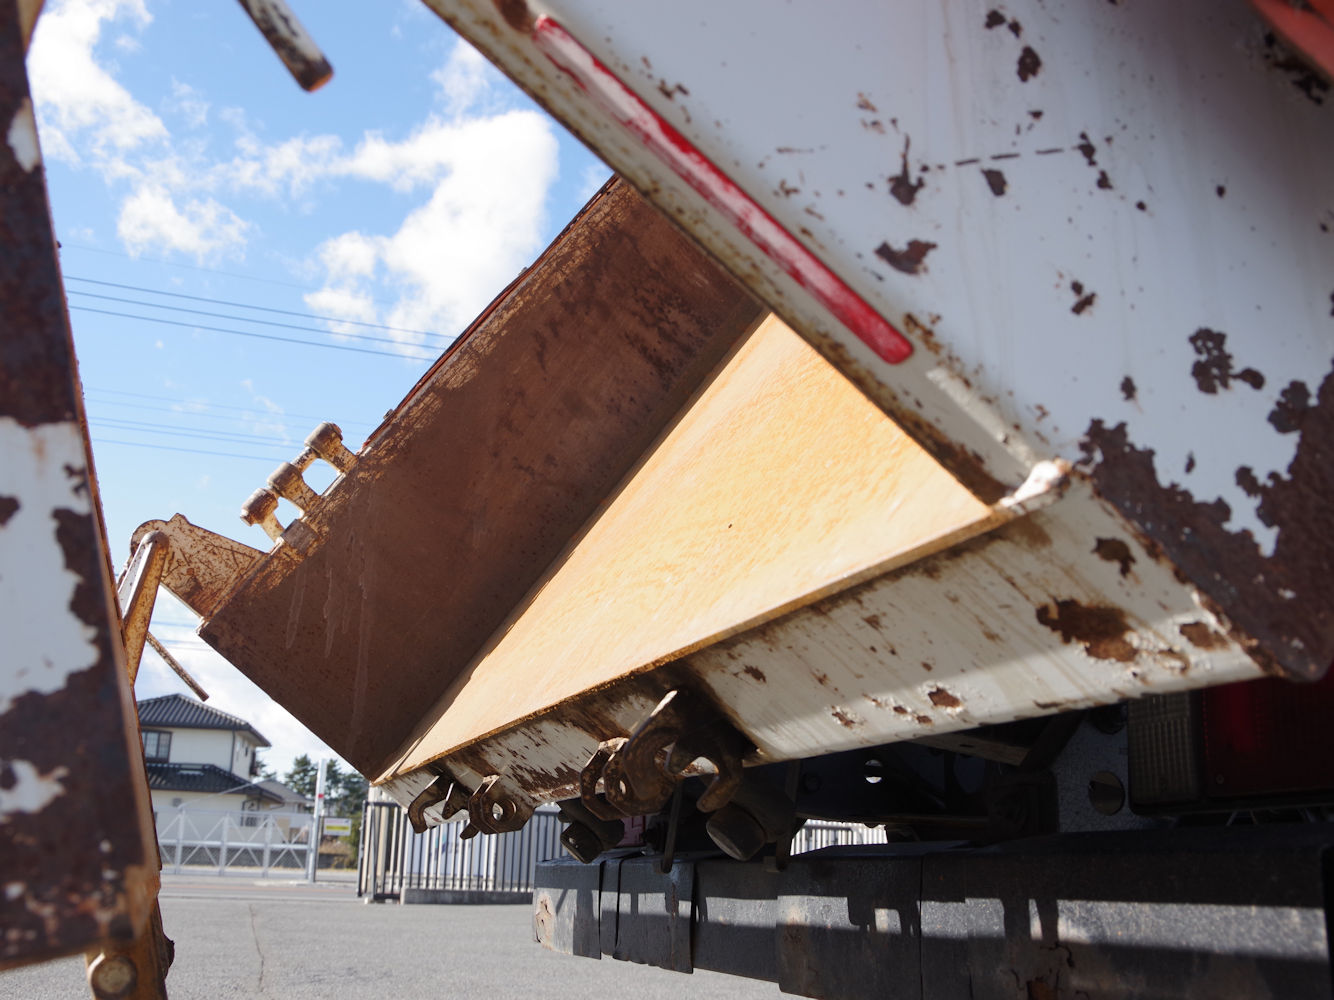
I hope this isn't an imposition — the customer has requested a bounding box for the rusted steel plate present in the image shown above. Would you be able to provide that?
[197,179,765,777]
[0,6,156,968]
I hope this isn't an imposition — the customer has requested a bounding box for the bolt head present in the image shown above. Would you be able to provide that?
[706,804,767,861]
[88,954,137,998]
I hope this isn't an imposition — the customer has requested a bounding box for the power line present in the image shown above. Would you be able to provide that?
[83,386,374,429]
[68,288,445,350]
[70,305,437,361]
[92,415,299,447]
[59,241,323,293]
[65,275,444,339]
[83,395,332,431]
[91,437,284,461]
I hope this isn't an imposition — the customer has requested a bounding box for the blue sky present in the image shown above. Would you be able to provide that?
[28,0,609,777]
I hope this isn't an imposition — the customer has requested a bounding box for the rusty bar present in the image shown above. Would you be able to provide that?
[117,530,168,684]
[145,633,209,702]
[0,1,157,969]
[233,0,332,92]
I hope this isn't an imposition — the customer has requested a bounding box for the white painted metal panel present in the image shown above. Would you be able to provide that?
[420,0,1334,680]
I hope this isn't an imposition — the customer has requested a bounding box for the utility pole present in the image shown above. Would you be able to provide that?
[307,758,328,883]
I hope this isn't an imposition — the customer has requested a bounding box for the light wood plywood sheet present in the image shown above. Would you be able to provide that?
[389,315,994,776]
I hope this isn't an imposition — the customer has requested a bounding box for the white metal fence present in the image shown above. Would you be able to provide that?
[358,801,563,901]
[155,808,315,875]
[357,800,883,901]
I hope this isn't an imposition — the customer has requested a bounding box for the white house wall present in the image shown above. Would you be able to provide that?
[161,730,233,771]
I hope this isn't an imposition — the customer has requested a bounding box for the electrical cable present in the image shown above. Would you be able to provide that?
[70,304,437,361]
[91,437,285,461]
[64,274,443,339]
[83,387,375,429]
[92,416,302,447]
[69,288,444,350]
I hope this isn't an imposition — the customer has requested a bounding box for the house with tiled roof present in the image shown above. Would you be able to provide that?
[137,694,280,814]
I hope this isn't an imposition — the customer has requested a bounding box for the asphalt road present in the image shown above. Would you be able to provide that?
[0,874,778,999]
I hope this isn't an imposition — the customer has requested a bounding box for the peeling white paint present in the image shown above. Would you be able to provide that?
[6,98,40,173]
[0,761,70,821]
[0,418,98,717]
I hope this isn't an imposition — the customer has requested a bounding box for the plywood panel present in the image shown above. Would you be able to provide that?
[389,315,993,775]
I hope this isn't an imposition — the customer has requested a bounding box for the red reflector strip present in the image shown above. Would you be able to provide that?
[531,15,913,366]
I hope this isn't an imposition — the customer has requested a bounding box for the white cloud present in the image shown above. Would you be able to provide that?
[117,184,249,260]
[136,627,340,778]
[432,40,494,113]
[165,79,209,129]
[27,0,165,166]
[579,163,613,202]
[304,111,558,351]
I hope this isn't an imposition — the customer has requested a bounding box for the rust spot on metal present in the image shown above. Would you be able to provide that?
[742,664,767,683]
[856,93,878,113]
[984,9,1006,28]
[1072,291,1096,315]
[982,168,1008,196]
[1184,452,1196,474]
[494,0,535,33]
[927,687,961,709]
[1036,599,1136,662]
[875,239,937,275]
[921,661,934,672]
[915,714,934,725]
[1017,46,1042,81]
[1095,170,1113,190]
[1081,376,1334,680]
[1008,19,1023,37]
[1120,376,1137,401]
[1033,700,1065,710]
[863,614,883,630]
[1188,328,1265,394]
[1269,380,1311,433]
[1136,200,1148,211]
[813,671,830,687]
[902,312,942,356]
[1003,515,1053,550]
[1261,32,1329,105]
[657,80,689,101]
[831,708,861,728]
[1092,537,1135,577]
[892,705,910,715]
[1236,465,1263,498]
[1076,133,1097,166]
[1179,622,1228,650]
[0,495,17,526]
[889,137,924,206]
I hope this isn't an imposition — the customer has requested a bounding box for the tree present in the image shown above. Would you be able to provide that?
[284,754,317,798]
[253,752,277,781]
[324,760,368,817]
